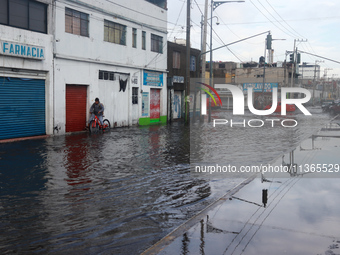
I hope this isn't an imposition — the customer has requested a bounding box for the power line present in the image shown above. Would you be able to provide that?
[192,0,246,62]
[211,28,245,62]
[222,177,294,254]
[256,0,297,38]
[249,0,295,38]
[264,0,306,39]
[240,177,302,254]
[218,16,340,26]
[213,10,263,47]
[102,0,172,25]
[56,0,169,32]
[298,50,340,65]
[168,0,186,39]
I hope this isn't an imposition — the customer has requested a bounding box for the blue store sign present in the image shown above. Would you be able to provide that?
[243,83,278,92]
[0,40,45,60]
[143,70,163,87]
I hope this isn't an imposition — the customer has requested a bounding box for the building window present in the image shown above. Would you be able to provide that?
[65,8,89,37]
[132,28,137,48]
[142,31,146,50]
[145,0,167,9]
[219,63,225,69]
[99,70,115,80]
[190,56,196,72]
[173,51,180,69]
[151,34,163,53]
[0,0,47,34]
[104,20,126,45]
[132,87,138,104]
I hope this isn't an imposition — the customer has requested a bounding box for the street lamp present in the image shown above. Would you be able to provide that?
[208,0,245,122]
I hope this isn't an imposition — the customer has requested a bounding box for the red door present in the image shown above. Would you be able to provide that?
[66,85,87,132]
[150,89,160,121]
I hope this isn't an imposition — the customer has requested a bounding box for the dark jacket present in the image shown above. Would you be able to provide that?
[90,102,104,116]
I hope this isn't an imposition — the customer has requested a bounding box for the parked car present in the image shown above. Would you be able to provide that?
[322,99,338,112]
[329,102,340,115]
[264,102,296,113]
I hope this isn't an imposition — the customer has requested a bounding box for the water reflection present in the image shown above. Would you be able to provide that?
[191,108,332,179]
[0,140,48,196]
[0,140,50,253]
[200,219,205,255]
[262,189,268,208]
[172,177,340,255]
[64,134,92,189]
[181,233,190,255]
[0,110,335,254]
[0,123,214,254]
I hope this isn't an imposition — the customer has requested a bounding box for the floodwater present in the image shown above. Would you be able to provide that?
[157,122,340,255]
[0,107,333,254]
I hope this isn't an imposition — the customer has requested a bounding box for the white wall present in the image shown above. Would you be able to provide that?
[98,73,131,127]
[54,0,167,71]
[53,0,168,133]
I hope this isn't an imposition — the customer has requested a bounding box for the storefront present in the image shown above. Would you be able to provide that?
[172,76,185,119]
[0,38,53,140]
[0,77,46,139]
[139,70,167,125]
[243,83,279,108]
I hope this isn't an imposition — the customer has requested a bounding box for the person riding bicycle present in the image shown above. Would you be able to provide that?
[89,98,104,125]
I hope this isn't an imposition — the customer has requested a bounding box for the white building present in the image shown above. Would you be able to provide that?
[53,0,168,134]
[0,0,168,139]
[299,63,321,86]
[0,0,54,140]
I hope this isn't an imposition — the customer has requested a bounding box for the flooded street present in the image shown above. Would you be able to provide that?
[0,107,334,254]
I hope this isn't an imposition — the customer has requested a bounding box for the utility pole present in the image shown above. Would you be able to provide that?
[208,0,245,122]
[261,33,284,109]
[323,68,332,99]
[290,39,297,89]
[185,0,191,123]
[201,0,208,80]
[312,60,323,105]
[261,33,269,109]
[290,39,307,98]
[332,74,338,98]
[208,0,213,123]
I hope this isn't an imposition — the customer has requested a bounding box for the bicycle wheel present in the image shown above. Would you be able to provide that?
[102,119,111,132]
[89,120,99,133]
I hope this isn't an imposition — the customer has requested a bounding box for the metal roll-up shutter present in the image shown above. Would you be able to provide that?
[66,85,87,132]
[0,77,46,140]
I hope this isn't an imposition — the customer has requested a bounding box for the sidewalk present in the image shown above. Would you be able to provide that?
[142,117,340,255]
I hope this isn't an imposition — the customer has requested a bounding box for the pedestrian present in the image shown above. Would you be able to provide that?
[89,98,104,125]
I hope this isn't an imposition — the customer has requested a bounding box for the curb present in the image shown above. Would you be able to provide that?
[0,135,50,144]
[141,174,257,255]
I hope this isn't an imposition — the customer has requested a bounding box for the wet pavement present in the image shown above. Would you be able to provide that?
[143,116,340,255]
[148,177,340,255]
[0,108,337,254]
[0,122,242,255]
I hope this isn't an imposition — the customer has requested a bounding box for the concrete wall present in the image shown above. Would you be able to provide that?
[54,0,167,70]
[235,67,287,86]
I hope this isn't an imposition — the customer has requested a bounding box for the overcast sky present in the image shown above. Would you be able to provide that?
[167,0,340,78]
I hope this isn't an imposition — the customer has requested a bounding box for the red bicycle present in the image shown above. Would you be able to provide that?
[89,115,111,133]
